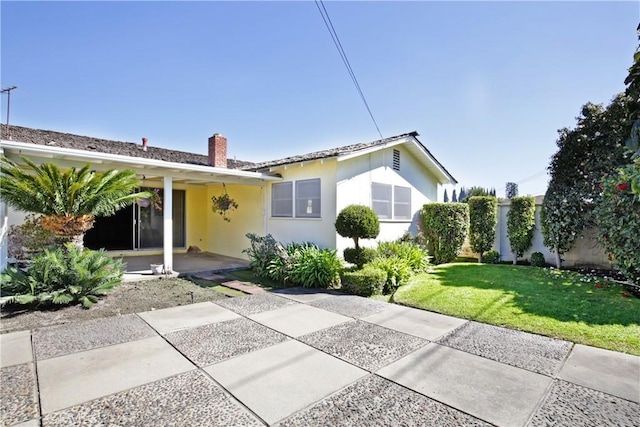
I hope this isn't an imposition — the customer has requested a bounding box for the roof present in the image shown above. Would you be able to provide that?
[3,125,254,169]
[242,131,457,185]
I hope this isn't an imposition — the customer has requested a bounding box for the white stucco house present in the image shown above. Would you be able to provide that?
[0,126,456,271]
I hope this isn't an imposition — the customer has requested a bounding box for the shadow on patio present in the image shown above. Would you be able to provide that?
[120,252,249,281]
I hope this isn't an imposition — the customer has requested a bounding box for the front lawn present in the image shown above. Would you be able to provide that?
[393,263,640,355]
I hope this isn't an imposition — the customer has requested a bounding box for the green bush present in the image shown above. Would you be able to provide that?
[483,250,500,264]
[1,244,124,308]
[368,256,413,294]
[468,196,498,262]
[288,245,343,288]
[530,252,546,267]
[243,233,279,278]
[335,205,380,249]
[343,247,376,268]
[376,240,430,272]
[507,196,536,264]
[420,203,469,264]
[340,265,386,296]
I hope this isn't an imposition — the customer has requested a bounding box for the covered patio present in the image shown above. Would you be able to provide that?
[121,252,250,280]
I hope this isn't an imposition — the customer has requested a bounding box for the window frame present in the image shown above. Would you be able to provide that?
[271,179,322,219]
[271,181,294,218]
[371,182,412,220]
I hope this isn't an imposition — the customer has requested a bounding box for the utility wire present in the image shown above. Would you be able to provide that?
[314,0,384,140]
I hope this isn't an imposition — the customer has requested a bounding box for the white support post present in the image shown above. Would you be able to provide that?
[163,176,173,273]
[0,147,6,271]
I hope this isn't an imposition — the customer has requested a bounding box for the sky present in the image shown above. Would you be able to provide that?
[1,1,638,198]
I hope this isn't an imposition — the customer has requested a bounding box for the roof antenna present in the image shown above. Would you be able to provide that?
[1,86,17,140]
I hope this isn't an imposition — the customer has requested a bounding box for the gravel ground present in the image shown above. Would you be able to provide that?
[0,278,227,334]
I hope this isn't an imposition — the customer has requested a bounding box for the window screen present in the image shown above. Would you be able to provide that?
[372,182,392,219]
[295,178,321,218]
[394,186,411,219]
[272,182,293,217]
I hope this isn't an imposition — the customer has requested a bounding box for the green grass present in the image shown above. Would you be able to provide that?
[393,263,640,355]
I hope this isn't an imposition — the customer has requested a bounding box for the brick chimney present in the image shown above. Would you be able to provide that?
[208,133,227,168]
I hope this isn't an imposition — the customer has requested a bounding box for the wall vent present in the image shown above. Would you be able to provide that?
[393,149,400,171]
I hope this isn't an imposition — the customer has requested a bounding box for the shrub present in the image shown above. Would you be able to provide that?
[343,247,376,268]
[7,214,57,263]
[267,242,318,285]
[335,205,379,249]
[243,233,279,278]
[340,265,386,296]
[376,240,430,273]
[468,196,498,263]
[483,250,500,264]
[288,246,343,288]
[1,244,124,308]
[507,196,536,264]
[368,256,413,294]
[530,252,546,267]
[420,203,469,264]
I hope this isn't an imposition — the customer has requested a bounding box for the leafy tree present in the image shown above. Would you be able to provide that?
[506,196,536,264]
[468,196,498,263]
[335,205,379,249]
[420,203,469,264]
[505,182,518,199]
[541,94,630,267]
[443,189,449,203]
[452,189,458,202]
[0,157,149,249]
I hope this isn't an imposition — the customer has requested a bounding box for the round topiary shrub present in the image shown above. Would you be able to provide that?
[340,265,387,296]
[483,250,500,264]
[335,205,380,249]
[530,252,546,267]
[343,247,376,268]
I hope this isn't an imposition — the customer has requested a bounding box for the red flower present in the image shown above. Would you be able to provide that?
[598,183,603,189]
[621,292,630,298]
[595,284,602,288]
[616,182,629,191]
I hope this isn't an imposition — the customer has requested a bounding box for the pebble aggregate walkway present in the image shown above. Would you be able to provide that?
[1,287,639,426]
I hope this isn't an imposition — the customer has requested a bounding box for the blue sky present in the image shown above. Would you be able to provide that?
[1,1,638,197]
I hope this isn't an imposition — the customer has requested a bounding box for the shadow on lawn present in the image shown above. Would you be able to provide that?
[426,263,639,327]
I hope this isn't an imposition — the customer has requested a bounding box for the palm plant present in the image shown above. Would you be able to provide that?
[0,156,151,248]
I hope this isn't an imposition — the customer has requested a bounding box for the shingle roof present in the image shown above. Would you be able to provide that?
[3,125,255,169]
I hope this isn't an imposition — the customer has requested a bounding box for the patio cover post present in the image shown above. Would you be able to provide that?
[163,176,173,272]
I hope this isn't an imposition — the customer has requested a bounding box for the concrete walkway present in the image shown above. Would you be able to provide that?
[1,288,639,426]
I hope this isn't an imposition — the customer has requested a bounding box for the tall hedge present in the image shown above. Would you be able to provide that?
[507,196,536,264]
[420,203,469,264]
[468,196,498,263]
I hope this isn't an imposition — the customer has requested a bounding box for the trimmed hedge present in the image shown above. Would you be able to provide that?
[468,196,498,263]
[483,250,500,264]
[507,196,536,264]
[340,265,387,296]
[335,205,379,249]
[530,252,546,267]
[343,247,376,268]
[420,203,469,264]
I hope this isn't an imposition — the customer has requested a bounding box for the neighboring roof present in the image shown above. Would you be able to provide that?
[3,125,254,169]
[242,131,457,185]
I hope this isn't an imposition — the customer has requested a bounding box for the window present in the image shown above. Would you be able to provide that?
[393,149,400,171]
[272,182,293,217]
[296,178,321,218]
[271,179,321,218]
[372,182,392,219]
[372,182,411,220]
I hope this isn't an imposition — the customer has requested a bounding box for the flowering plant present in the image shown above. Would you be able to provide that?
[211,185,238,222]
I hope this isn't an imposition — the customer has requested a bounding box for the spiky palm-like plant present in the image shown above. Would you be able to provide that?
[0,156,151,248]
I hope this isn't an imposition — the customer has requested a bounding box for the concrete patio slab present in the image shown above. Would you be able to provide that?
[1,363,38,426]
[377,343,552,427]
[220,280,266,295]
[138,301,240,334]
[165,318,289,367]
[13,420,39,427]
[37,336,194,414]
[299,320,427,371]
[308,294,391,318]
[270,287,339,303]
[528,379,640,426]
[0,330,32,367]
[248,304,352,337]
[42,370,263,427]
[362,304,467,340]
[205,339,367,425]
[558,344,640,403]
[214,292,298,315]
[437,321,573,376]
[33,314,156,360]
[277,374,491,427]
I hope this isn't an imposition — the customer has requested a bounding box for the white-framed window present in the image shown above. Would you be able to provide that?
[372,182,412,220]
[271,179,321,218]
[271,181,293,217]
[295,178,321,218]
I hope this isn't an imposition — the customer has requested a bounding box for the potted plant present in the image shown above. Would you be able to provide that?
[211,184,238,222]
[136,188,162,211]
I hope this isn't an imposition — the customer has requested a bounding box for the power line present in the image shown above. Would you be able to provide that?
[314,0,383,140]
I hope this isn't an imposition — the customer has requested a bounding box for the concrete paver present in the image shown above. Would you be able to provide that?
[205,339,368,425]
[377,342,552,427]
[309,294,390,318]
[1,363,38,426]
[362,303,467,340]
[248,303,352,337]
[37,336,194,414]
[214,292,298,315]
[270,287,338,303]
[138,301,240,334]
[0,330,32,368]
[557,343,640,403]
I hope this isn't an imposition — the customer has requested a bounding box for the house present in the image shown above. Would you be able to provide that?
[0,125,456,272]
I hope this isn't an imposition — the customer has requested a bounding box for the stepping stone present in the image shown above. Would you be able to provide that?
[221,280,265,295]
[192,273,227,282]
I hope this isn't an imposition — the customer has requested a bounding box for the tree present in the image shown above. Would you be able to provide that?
[458,187,467,202]
[0,157,149,248]
[505,182,518,199]
[443,189,449,203]
[506,196,536,264]
[420,203,469,264]
[541,94,630,268]
[335,205,379,249]
[452,189,458,202]
[468,196,498,263]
